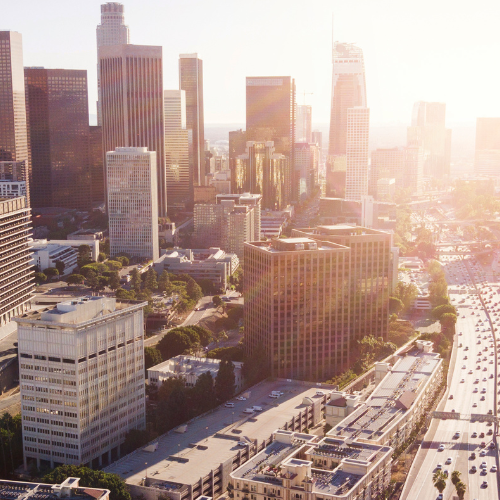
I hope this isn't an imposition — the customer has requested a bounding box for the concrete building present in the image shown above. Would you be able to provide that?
[153,247,238,291]
[230,429,392,500]
[148,355,244,392]
[345,107,370,202]
[0,196,34,326]
[296,104,312,143]
[244,238,351,380]
[260,210,291,239]
[474,117,500,176]
[89,125,104,206]
[37,239,100,262]
[99,44,165,215]
[294,143,318,203]
[376,177,396,201]
[180,54,205,187]
[165,90,191,211]
[30,241,78,274]
[0,32,30,205]
[16,296,147,470]
[0,478,110,500]
[96,1,130,126]
[0,180,26,199]
[107,147,159,261]
[229,129,247,193]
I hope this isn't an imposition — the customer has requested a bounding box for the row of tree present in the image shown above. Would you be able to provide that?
[433,469,466,499]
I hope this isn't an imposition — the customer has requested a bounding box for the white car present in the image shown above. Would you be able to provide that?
[438,444,445,451]
[445,457,452,464]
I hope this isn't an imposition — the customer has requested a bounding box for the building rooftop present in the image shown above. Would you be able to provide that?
[246,239,348,254]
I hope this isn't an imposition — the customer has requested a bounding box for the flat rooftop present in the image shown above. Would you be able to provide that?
[104,380,331,488]
[0,479,108,500]
[329,351,441,442]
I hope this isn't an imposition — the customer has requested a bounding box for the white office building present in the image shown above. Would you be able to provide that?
[30,241,78,275]
[107,147,159,261]
[345,107,370,201]
[16,296,147,470]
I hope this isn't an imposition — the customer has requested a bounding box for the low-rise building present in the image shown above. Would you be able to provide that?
[230,429,392,500]
[153,247,239,291]
[67,229,105,241]
[148,355,244,392]
[30,241,78,275]
[0,180,26,199]
[0,478,110,500]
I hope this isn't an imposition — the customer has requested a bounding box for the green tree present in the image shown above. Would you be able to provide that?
[144,268,158,292]
[121,429,153,455]
[191,371,216,413]
[189,325,212,346]
[215,358,236,402]
[389,296,404,315]
[77,244,92,267]
[98,252,106,262]
[212,295,223,310]
[451,470,461,486]
[106,259,123,271]
[440,313,457,332]
[115,288,136,300]
[394,282,418,311]
[455,481,466,500]
[186,276,203,302]
[130,268,142,294]
[67,274,84,286]
[157,330,193,360]
[85,270,99,292]
[116,255,129,266]
[242,344,270,386]
[432,304,456,320]
[108,272,121,291]
[42,465,131,500]
[432,470,447,494]
[34,272,47,284]
[158,270,170,292]
[144,347,162,372]
[54,260,65,275]
[43,267,59,281]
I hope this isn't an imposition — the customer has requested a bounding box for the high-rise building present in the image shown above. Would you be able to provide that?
[107,147,159,261]
[328,42,367,157]
[474,117,500,176]
[312,130,322,154]
[16,296,146,469]
[229,129,247,193]
[0,197,33,326]
[179,54,205,186]
[246,76,295,203]
[345,107,370,201]
[407,101,451,178]
[296,104,312,143]
[164,90,191,211]
[234,141,288,210]
[96,2,129,126]
[244,237,351,380]
[89,125,104,206]
[24,68,91,210]
[99,44,165,215]
[294,142,318,202]
[0,32,30,205]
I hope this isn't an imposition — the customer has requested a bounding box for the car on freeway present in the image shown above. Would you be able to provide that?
[236,396,246,401]
[472,431,478,438]
[480,432,485,438]
[445,457,452,464]
[492,465,498,472]
[471,465,477,472]
[473,403,478,407]
[436,463,442,470]
[473,388,478,393]
[482,480,488,488]
[480,450,487,456]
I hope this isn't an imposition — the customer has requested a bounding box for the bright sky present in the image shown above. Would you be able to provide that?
[6,0,500,126]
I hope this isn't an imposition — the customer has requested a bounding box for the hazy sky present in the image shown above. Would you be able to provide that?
[6,0,500,126]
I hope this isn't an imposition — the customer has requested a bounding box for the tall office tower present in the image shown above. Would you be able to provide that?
[312,130,322,154]
[345,107,370,201]
[96,2,129,126]
[0,197,33,326]
[328,42,367,157]
[369,148,404,197]
[296,104,312,143]
[89,126,104,206]
[407,101,451,178]
[294,143,318,202]
[234,141,288,210]
[474,118,500,176]
[107,147,159,261]
[100,44,165,215]
[179,54,205,186]
[16,296,146,470]
[293,226,392,342]
[0,32,30,205]
[24,68,91,210]
[229,129,247,193]
[246,76,296,203]
[244,238,351,380]
[164,90,191,211]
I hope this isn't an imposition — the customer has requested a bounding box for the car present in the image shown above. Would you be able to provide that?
[482,480,488,488]
[469,370,473,374]
[438,444,445,451]
[243,408,254,414]
[474,388,478,393]
[473,402,478,407]
[269,394,279,398]
[481,461,487,468]
[225,402,235,408]
[316,391,325,396]
[449,394,454,399]
[481,395,486,401]
[460,379,464,383]
[453,431,460,439]
[236,396,246,401]
[489,442,496,449]
[252,406,263,412]
[471,452,477,459]
[437,495,443,500]
[445,457,452,464]
[482,388,487,393]
[487,428,493,435]
[237,441,248,446]
[471,465,477,472]
[480,450,487,456]
[492,465,498,472]
[472,431,478,438]
[436,463,442,470]
[464,355,468,360]
[480,432,485,438]
[488,409,493,414]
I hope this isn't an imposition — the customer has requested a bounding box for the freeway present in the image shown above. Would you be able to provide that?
[402,253,500,500]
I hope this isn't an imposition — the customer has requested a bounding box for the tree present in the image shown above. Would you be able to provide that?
[432,470,447,494]
[98,252,106,262]
[394,282,418,312]
[215,358,236,402]
[144,268,158,292]
[85,270,99,293]
[106,260,123,271]
[77,244,92,267]
[130,268,142,294]
[43,267,59,281]
[122,429,152,456]
[34,272,47,284]
[451,470,461,486]
[440,313,457,332]
[189,325,212,347]
[191,372,216,413]
[432,304,456,320]
[455,481,466,500]
[186,277,203,302]
[108,272,121,291]
[144,347,162,372]
[158,270,170,292]
[389,296,404,315]
[67,274,84,286]
[212,295,223,310]
[54,260,65,275]
[116,255,129,266]
[42,465,131,500]
[115,288,136,300]
[323,423,332,436]
[242,344,270,386]
[157,330,193,360]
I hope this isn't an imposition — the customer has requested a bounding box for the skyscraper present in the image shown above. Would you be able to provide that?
[99,44,165,215]
[328,42,367,157]
[229,129,247,193]
[107,147,159,261]
[179,54,205,186]
[294,142,318,202]
[0,31,30,204]
[296,104,312,143]
[345,107,370,201]
[164,90,191,211]
[24,68,91,210]
[89,125,104,206]
[96,2,129,126]
[246,76,296,203]
[474,118,500,176]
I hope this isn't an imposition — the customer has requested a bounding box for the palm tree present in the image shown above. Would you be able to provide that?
[455,481,466,500]
[451,470,461,486]
[432,470,447,494]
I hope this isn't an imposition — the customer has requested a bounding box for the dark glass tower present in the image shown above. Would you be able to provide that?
[25,68,91,209]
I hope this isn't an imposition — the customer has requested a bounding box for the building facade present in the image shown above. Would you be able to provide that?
[30,240,78,275]
[99,44,165,215]
[294,142,318,202]
[89,125,104,206]
[179,54,205,187]
[296,104,312,143]
[164,90,191,211]
[16,296,146,470]
[0,196,34,326]
[474,117,500,176]
[107,147,159,261]
[0,180,26,199]
[229,129,247,193]
[0,32,30,205]
[25,68,91,210]
[96,2,129,126]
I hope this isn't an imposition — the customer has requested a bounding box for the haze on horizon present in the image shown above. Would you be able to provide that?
[6,0,499,126]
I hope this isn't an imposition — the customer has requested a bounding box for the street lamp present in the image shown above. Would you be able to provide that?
[145,462,148,481]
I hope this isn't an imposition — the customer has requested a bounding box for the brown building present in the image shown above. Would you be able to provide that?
[89,125,104,206]
[0,32,30,204]
[24,68,91,210]
[99,44,165,215]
